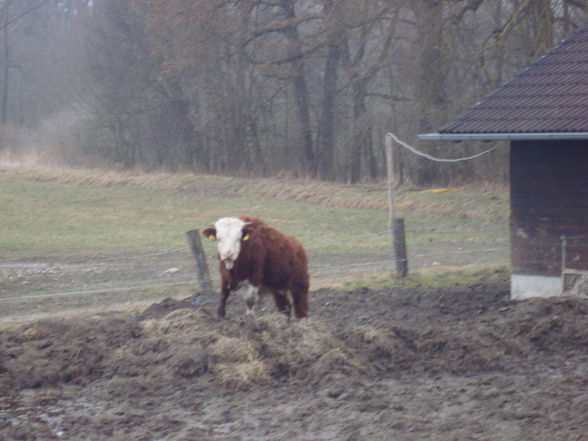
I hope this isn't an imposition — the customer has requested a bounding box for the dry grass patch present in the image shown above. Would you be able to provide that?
[142,310,272,388]
[350,324,402,357]
[209,336,256,363]
[6,165,507,218]
[251,314,358,382]
[213,360,270,388]
[141,309,360,387]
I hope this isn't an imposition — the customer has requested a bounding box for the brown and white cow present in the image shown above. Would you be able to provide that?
[203,216,309,319]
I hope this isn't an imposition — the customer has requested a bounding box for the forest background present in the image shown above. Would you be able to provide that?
[1,0,587,186]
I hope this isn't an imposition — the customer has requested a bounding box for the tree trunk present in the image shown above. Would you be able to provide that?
[349,77,369,183]
[1,1,11,125]
[280,0,316,177]
[317,0,342,180]
[317,41,341,180]
[528,0,553,60]
[412,0,447,186]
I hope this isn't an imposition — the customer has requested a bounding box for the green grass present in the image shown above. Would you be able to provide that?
[0,175,385,258]
[341,265,510,292]
[0,165,509,273]
[1,177,195,256]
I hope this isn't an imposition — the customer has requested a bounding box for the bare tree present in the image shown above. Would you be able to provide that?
[4,0,586,182]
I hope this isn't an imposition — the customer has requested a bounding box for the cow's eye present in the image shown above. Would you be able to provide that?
[242,233,250,241]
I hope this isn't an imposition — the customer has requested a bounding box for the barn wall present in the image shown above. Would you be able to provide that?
[510,140,588,298]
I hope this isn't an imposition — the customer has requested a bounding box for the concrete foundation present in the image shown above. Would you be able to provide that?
[511,274,562,300]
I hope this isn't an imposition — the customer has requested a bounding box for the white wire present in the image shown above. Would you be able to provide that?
[0,280,196,302]
[96,248,185,263]
[386,132,497,162]
[411,247,506,258]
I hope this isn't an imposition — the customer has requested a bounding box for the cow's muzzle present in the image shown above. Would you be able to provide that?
[222,258,234,270]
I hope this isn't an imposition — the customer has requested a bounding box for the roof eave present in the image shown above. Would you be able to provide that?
[419,132,588,142]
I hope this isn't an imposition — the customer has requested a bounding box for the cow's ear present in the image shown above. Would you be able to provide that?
[203,227,217,240]
[242,223,254,241]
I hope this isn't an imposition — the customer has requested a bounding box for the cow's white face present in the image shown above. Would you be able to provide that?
[213,217,247,270]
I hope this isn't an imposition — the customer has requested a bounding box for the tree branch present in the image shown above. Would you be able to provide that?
[0,0,50,31]
[565,0,587,10]
[453,0,485,23]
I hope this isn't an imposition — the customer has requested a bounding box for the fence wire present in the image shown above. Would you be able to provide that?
[0,224,511,319]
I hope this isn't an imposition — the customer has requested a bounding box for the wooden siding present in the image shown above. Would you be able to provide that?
[510,140,588,276]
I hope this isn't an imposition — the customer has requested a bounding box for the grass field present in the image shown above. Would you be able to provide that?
[0,165,510,320]
[0,166,508,256]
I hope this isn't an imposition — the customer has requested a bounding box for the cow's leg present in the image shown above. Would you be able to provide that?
[218,285,231,318]
[291,287,309,318]
[272,290,292,317]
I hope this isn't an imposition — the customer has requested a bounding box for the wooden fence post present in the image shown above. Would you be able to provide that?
[385,133,409,278]
[186,229,213,292]
[393,218,408,277]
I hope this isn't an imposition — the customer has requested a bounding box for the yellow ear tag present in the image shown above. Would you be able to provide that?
[208,234,216,241]
[242,233,250,241]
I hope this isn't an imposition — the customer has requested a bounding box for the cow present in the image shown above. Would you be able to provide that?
[202,216,309,319]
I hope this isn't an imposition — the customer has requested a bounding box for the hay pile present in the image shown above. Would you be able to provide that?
[93,306,354,389]
[2,292,587,397]
[140,310,358,388]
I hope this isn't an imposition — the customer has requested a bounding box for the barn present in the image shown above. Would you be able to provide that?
[420,25,588,300]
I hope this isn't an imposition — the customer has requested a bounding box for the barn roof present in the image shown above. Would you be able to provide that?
[420,24,588,141]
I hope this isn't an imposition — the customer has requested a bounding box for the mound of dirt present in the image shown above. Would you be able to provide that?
[1,282,587,440]
[0,314,141,390]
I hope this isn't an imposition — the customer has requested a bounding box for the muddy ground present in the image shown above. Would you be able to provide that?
[1,278,587,440]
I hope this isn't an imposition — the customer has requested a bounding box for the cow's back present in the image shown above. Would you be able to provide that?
[258,224,309,291]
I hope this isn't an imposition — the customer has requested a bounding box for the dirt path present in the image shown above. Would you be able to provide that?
[0,241,509,318]
[1,281,587,440]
